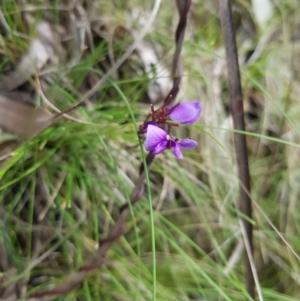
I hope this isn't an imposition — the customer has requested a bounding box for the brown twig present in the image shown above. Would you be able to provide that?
[218,0,255,298]
[21,1,192,300]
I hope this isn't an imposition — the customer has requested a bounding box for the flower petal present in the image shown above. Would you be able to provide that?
[153,141,168,155]
[143,121,158,133]
[173,143,183,159]
[145,125,167,151]
[179,138,198,149]
[169,101,202,125]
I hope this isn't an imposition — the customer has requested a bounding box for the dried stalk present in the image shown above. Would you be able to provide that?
[218,0,255,298]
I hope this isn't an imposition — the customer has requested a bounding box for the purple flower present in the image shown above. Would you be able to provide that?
[145,124,197,159]
[168,101,202,125]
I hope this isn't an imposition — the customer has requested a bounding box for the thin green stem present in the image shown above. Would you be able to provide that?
[110,81,157,301]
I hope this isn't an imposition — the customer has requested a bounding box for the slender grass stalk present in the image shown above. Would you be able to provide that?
[111,82,156,300]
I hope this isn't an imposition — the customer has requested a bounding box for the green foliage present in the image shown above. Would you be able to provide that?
[1,0,300,300]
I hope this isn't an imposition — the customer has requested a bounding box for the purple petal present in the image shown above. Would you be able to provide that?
[183,114,199,125]
[143,121,158,133]
[173,143,183,159]
[145,125,167,151]
[169,101,202,125]
[179,138,198,149]
[153,141,168,155]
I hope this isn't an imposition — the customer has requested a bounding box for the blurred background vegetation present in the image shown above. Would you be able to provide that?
[0,0,300,300]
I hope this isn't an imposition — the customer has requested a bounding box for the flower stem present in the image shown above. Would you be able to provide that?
[218,0,255,299]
